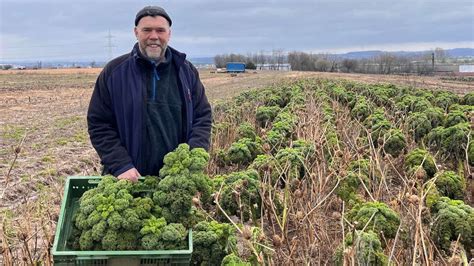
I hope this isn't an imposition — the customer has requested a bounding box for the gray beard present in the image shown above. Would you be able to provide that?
[139,44,167,63]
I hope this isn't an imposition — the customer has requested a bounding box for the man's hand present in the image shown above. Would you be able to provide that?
[117,168,141,182]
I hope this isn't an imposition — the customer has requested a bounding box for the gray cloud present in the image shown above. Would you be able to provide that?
[1,0,473,61]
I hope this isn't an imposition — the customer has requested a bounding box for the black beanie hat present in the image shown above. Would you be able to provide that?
[135,6,172,26]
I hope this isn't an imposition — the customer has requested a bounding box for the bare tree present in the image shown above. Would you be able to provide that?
[378,53,396,74]
[287,51,301,71]
[434,47,446,63]
[315,59,330,72]
[342,59,358,72]
[272,49,285,70]
[214,55,225,68]
[413,52,434,75]
[397,57,413,73]
[257,50,266,69]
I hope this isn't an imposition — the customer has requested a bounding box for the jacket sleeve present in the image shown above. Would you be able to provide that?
[187,64,212,150]
[87,69,134,176]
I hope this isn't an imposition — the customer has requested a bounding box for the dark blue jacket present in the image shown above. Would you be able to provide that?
[87,44,212,176]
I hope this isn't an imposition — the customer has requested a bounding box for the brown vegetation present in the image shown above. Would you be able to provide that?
[0,68,472,264]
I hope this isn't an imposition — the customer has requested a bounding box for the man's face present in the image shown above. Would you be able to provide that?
[134,16,171,61]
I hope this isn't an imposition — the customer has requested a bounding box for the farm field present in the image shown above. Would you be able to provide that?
[0,68,473,264]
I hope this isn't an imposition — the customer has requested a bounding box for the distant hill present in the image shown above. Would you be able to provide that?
[446,48,474,57]
[337,48,474,59]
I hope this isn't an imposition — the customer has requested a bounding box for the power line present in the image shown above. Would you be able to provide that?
[106,29,116,62]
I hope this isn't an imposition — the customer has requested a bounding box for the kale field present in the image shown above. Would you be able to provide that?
[208,79,473,264]
[0,68,473,265]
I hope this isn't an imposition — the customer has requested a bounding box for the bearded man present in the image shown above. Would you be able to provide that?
[87,6,212,181]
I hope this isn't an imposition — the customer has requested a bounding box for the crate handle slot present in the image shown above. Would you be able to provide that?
[87,178,102,185]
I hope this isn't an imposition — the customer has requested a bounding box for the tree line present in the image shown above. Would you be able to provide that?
[214,50,286,70]
[214,48,468,75]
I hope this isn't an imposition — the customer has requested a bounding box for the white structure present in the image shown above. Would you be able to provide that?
[459,65,474,73]
[256,63,292,71]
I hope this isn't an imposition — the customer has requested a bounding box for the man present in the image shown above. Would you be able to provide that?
[87,6,212,182]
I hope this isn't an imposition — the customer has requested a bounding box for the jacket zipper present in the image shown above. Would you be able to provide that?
[151,62,160,101]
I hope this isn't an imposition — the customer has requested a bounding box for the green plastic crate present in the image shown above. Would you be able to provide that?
[52,176,193,266]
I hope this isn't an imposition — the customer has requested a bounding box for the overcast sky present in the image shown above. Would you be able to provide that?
[1,0,473,62]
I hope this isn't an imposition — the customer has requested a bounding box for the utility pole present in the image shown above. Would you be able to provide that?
[106,29,115,62]
[431,52,435,73]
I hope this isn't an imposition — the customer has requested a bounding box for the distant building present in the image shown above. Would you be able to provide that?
[256,63,291,71]
[194,64,216,69]
[0,64,13,70]
[459,65,474,73]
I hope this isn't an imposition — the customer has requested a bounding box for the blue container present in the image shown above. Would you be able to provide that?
[226,62,246,73]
